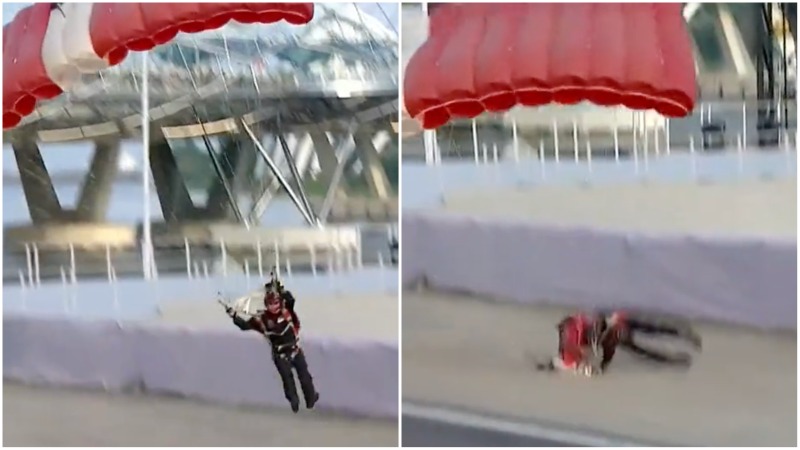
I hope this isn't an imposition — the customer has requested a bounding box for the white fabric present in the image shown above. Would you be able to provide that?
[61,3,108,77]
[41,5,80,90]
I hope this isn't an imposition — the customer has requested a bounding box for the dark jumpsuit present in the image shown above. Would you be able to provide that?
[595,311,701,370]
[231,291,318,411]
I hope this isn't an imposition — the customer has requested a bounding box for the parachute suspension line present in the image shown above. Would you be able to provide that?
[471,119,479,165]
[276,116,321,227]
[353,4,378,56]
[242,36,261,223]
[222,34,235,74]
[641,111,649,173]
[632,110,639,175]
[253,34,266,62]
[329,6,349,40]
[252,35,267,84]
[376,3,398,38]
[215,53,229,91]
[242,121,317,227]
[353,3,390,70]
[191,106,249,228]
[141,51,154,281]
[175,44,199,92]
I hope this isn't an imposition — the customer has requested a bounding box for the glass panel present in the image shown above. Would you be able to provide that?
[689,5,730,72]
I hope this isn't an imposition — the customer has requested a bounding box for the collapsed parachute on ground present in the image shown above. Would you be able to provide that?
[404,4,697,130]
[3,3,314,129]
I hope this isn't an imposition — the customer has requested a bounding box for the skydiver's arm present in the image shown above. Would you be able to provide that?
[232,313,253,331]
[231,313,266,334]
[283,291,301,328]
[282,291,296,311]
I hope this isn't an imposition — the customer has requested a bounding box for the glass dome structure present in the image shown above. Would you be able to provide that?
[114,4,398,83]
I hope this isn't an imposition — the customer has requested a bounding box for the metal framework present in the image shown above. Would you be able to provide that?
[755,3,794,145]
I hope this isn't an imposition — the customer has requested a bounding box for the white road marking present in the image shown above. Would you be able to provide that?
[403,402,645,447]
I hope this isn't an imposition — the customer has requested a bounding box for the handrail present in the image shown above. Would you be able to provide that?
[9,237,396,319]
[9,229,393,284]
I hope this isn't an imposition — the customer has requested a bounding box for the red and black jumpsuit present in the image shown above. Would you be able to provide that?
[557,311,700,372]
[231,290,318,412]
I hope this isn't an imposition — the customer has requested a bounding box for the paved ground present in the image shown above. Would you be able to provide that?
[402,415,572,447]
[443,178,796,239]
[3,382,397,447]
[402,290,797,447]
[150,293,398,342]
[401,402,656,447]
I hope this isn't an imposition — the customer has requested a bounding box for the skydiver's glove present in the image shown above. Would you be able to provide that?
[576,362,602,377]
[218,298,236,317]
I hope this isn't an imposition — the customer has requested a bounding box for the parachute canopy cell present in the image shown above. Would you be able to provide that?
[404,3,697,130]
[3,3,314,130]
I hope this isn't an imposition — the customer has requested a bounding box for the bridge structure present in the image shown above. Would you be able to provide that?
[401,3,797,161]
[3,5,400,281]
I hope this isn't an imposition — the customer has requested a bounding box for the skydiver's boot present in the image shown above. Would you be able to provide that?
[307,392,320,410]
[684,328,702,350]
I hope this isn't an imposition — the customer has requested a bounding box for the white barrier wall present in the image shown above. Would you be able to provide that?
[3,315,398,418]
[403,212,797,330]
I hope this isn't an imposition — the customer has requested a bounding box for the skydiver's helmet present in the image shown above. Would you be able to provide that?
[264,283,282,314]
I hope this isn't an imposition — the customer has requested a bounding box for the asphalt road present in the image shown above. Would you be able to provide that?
[3,382,397,447]
[401,402,652,447]
[402,290,797,447]
[402,416,573,447]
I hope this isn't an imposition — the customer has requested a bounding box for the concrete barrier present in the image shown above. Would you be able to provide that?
[3,315,398,419]
[403,212,796,330]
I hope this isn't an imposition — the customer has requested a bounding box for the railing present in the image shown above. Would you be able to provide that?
[9,223,397,283]
[412,99,797,162]
[8,246,397,321]
[401,146,796,210]
[6,223,398,319]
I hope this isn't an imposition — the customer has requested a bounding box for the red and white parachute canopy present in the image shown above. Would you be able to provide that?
[404,4,697,130]
[3,3,315,130]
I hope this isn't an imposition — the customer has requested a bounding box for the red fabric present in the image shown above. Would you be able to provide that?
[558,314,589,368]
[2,3,314,130]
[89,3,314,66]
[404,3,697,129]
[2,4,60,130]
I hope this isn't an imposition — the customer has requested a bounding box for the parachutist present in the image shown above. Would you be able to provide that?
[225,273,319,413]
[539,310,701,375]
